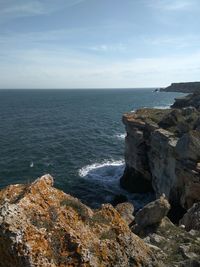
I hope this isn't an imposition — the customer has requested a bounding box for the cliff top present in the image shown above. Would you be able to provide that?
[123,106,200,138]
[160,82,200,93]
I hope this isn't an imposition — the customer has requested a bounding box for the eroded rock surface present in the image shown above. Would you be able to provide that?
[141,217,200,267]
[115,202,134,225]
[120,103,200,212]
[0,175,158,267]
[135,196,170,228]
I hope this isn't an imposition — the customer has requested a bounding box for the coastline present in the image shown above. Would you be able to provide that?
[0,83,200,266]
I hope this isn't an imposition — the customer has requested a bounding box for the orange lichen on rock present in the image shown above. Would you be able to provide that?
[0,174,157,267]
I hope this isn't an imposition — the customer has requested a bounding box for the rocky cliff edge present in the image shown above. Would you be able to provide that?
[120,94,200,217]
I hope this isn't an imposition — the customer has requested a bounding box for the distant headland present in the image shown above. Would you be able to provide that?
[160,81,200,93]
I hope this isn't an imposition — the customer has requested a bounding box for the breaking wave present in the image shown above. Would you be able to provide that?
[78,159,154,209]
[153,105,171,109]
[114,133,126,140]
[79,159,125,179]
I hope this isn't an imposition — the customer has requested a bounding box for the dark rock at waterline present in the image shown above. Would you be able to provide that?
[120,166,153,193]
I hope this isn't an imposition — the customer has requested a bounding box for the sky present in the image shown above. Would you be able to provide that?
[0,0,200,89]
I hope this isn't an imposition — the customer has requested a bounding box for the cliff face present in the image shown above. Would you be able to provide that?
[0,174,157,267]
[160,82,200,93]
[120,104,200,213]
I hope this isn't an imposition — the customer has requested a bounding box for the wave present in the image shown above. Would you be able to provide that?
[79,159,124,179]
[114,133,126,140]
[78,159,154,209]
[153,105,171,109]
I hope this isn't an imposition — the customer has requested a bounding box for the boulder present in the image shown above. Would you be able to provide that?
[135,196,171,228]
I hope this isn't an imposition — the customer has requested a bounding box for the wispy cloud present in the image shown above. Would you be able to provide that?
[0,0,86,20]
[89,43,126,52]
[148,0,197,11]
[145,35,200,49]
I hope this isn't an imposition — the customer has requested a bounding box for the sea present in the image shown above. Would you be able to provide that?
[0,89,183,209]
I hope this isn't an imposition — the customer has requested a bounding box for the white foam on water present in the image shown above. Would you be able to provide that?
[79,159,124,179]
[153,105,171,109]
[30,161,34,168]
[115,133,126,139]
[78,159,154,210]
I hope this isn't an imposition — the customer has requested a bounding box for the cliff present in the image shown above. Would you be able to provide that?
[120,94,200,219]
[160,82,200,93]
[0,174,157,267]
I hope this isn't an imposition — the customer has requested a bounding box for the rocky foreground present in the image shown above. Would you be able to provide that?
[0,175,158,267]
[0,174,200,267]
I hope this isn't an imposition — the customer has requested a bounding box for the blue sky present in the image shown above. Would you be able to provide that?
[1,0,200,88]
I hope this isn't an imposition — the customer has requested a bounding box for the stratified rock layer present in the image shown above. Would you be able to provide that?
[0,175,157,267]
[120,105,200,211]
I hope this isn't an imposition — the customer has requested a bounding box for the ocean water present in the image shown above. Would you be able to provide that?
[0,89,183,209]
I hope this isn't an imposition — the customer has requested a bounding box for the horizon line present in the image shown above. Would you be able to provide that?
[0,87,163,90]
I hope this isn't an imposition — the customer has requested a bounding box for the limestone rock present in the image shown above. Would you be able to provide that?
[171,92,200,110]
[115,202,134,225]
[121,101,200,214]
[179,202,200,231]
[138,216,200,266]
[0,175,158,267]
[135,196,170,228]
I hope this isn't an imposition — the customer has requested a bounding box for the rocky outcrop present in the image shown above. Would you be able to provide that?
[115,202,134,225]
[131,197,200,266]
[135,196,170,228]
[160,82,200,93]
[141,217,200,266]
[172,92,200,110]
[179,202,200,231]
[120,104,200,214]
[0,175,158,267]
